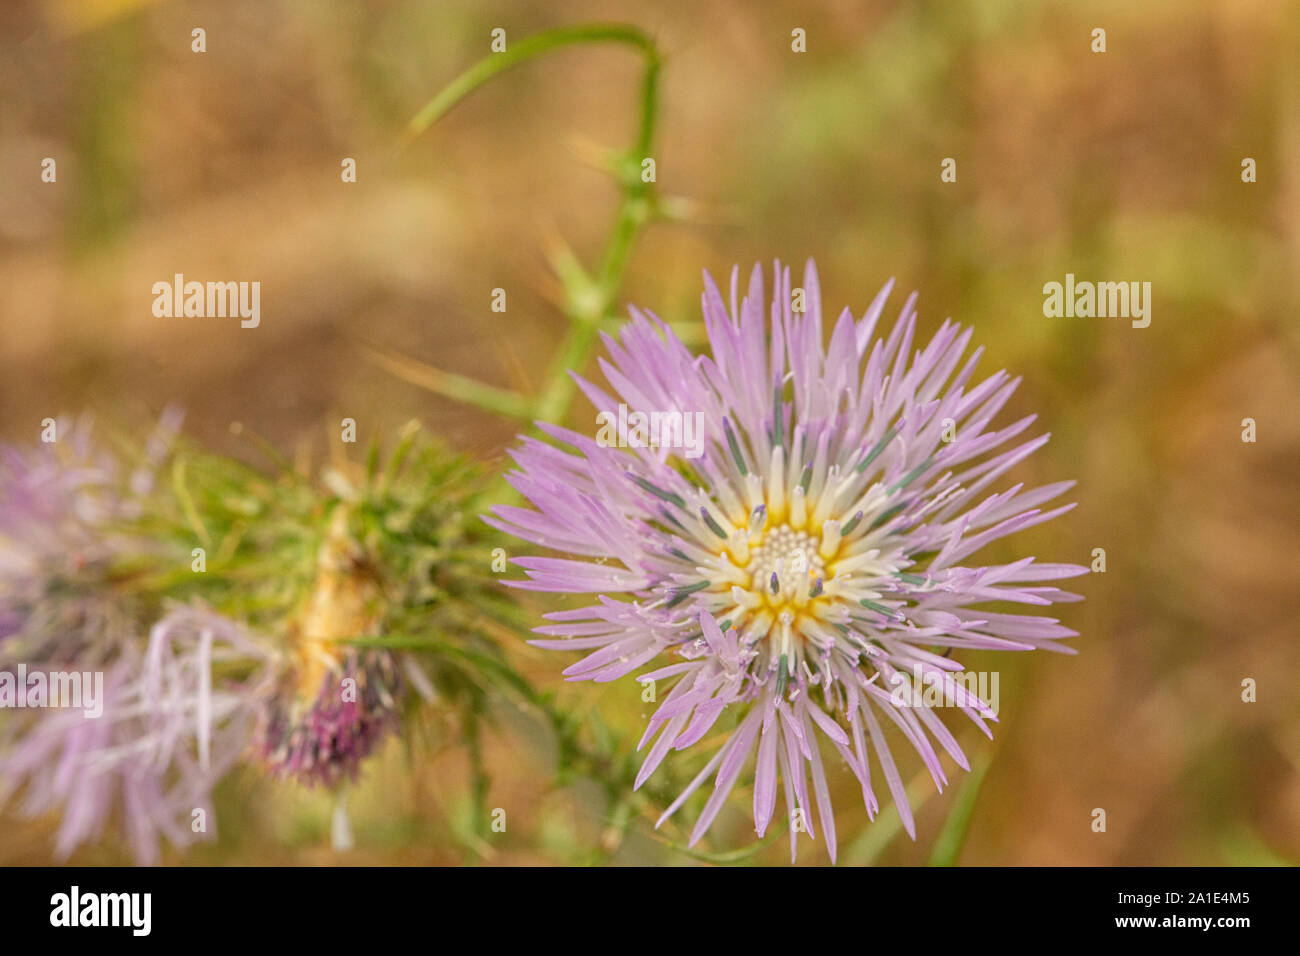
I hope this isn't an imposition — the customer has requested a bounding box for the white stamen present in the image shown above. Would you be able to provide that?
[790,484,807,528]
[819,519,842,559]
[727,528,750,565]
[766,446,786,519]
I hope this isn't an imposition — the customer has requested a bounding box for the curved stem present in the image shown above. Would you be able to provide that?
[534,46,660,424]
[404,23,663,426]
[408,23,657,138]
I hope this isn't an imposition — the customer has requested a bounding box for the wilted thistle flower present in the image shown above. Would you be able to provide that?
[255,649,402,788]
[490,261,1086,861]
[1,417,514,862]
[139,424,511,807]
[250,506,403,787]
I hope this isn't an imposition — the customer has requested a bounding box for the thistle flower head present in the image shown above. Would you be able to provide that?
[2,418,513,861]
[491,261,1087,860]
[253,506,401,787]
[256,649,402,788]
[138,429,507,793]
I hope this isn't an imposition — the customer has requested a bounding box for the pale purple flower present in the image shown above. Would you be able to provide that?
[0,413,245,863]
[0,411,179,660]
[0,635,246,865]
[0,414,245,862]
[1,415,414,862]
[490,261,1086,861]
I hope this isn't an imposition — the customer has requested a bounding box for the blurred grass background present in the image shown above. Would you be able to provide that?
[1,0,1297,865]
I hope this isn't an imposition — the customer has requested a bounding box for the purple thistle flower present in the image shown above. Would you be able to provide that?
[7,611,262,865]
[255,649,402,788]
[489,260,1087,861]
[0,657,177,863]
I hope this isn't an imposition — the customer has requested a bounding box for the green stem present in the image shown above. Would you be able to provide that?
[405,23,662,426]
[926,751,993,866]
[534,47,660,424]
[407,24,657,138]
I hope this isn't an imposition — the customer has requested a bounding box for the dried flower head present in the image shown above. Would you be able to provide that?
[1,417,515,861]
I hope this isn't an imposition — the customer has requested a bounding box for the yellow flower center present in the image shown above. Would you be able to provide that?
[686,450,902,672]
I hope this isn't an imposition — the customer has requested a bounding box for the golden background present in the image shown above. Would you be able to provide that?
[1,0,1297,865]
